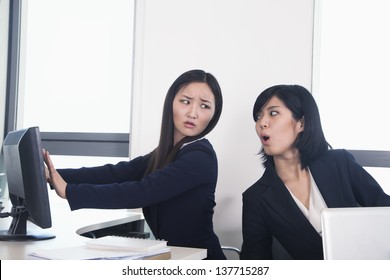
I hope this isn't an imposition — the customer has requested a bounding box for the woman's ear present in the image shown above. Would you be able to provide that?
[297,116,305,132]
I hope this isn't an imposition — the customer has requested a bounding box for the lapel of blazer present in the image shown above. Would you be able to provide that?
[260,166,321,243]
[309,154,346,208]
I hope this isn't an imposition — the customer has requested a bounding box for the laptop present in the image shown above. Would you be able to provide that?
[321,207,390,260]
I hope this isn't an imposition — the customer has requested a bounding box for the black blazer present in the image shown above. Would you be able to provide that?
[240,149,390,260]
[59,139,225,260]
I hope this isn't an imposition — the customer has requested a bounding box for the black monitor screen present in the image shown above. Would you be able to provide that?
[0,126,55,241]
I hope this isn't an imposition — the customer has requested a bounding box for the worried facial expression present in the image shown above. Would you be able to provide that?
[255,96,304,159]
[173,82,215,145]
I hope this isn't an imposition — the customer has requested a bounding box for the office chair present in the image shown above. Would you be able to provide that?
[221,245,240,260]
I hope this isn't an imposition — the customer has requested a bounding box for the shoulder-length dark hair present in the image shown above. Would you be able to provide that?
[145,69,223,175]
[252,84,331,169]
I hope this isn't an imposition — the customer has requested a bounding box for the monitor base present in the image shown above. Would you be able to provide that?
[0,230,55,241]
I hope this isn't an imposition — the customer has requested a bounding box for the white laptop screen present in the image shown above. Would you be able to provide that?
[321,207,390,260]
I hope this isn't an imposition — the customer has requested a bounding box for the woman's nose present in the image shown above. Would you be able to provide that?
[188,105,198,119]
[257,116,268,128]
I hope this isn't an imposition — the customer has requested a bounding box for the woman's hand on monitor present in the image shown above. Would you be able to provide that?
[42,149,67,199]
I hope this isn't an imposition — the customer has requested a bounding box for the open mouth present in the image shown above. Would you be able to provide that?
[261,134,270,145]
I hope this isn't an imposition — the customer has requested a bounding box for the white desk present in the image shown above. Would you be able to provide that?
[0,198,206,260]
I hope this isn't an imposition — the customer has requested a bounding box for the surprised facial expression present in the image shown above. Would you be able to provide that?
[255,96,304,159]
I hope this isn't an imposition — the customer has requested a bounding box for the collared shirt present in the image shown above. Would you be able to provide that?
[180,137,205,149]
[287,168,328,235]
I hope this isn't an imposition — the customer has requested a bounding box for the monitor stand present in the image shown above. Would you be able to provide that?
[0,207,55,241]
[0,230,55,241]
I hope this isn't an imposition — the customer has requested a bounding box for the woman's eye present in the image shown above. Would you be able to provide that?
[255,113,263,121]
[270,111,278,116]
[181,99,190,105]
[200,104,210,109]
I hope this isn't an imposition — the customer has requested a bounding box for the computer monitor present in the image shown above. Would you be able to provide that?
[0,126,55,241]
[0,154,8,209]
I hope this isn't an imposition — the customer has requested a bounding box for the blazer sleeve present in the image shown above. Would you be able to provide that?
[240,187,273,259]
[65,143,217,210]
[342,150,390,206]
[58,155,149,184]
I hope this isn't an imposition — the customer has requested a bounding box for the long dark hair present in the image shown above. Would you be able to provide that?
[252,84,331,169]
[144,69,223,175]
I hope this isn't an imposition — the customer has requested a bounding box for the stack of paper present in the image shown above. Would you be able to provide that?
[85,236,167,252]
[29,236,171,260]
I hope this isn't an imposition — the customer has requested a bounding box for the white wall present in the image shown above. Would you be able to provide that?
[0,0,10,202]
[0,0,9,143]
[130,0,315,249]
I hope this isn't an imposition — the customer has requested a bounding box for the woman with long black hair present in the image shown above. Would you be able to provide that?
[45,69,226,259]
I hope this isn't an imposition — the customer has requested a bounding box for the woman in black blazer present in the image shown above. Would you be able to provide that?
[44,69,226,260]
[240,85,390,260]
